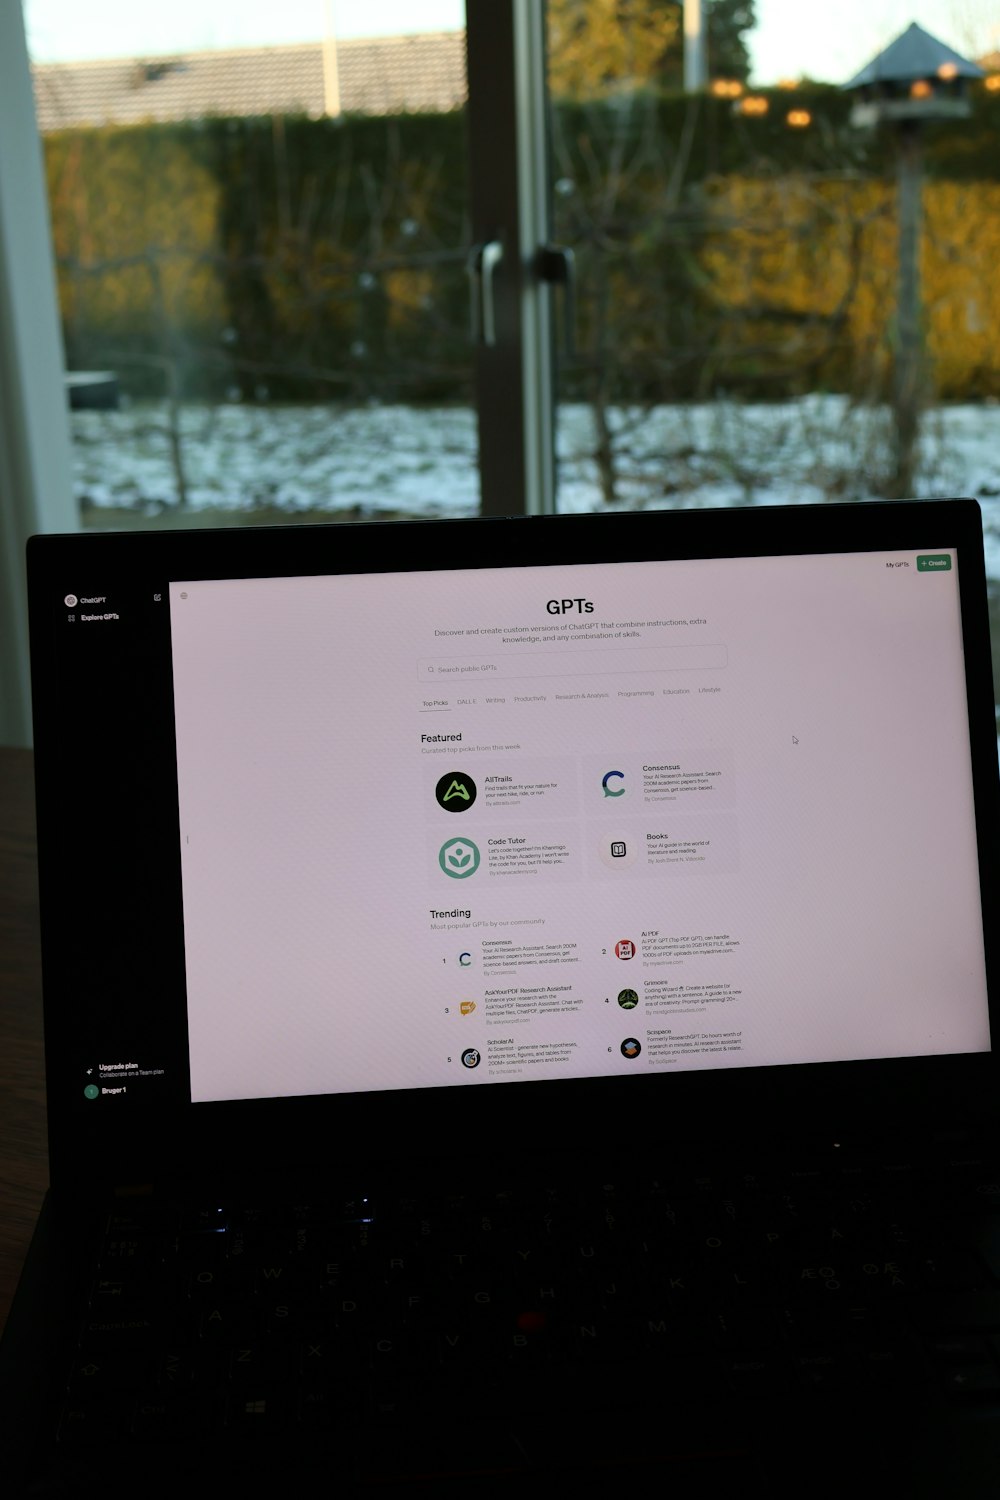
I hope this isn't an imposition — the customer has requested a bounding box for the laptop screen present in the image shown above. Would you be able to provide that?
[166,545,990,1105]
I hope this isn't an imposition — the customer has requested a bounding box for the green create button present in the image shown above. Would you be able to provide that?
[917,554,952,572]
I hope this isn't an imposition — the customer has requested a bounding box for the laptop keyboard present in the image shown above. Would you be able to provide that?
[57,1146,1000,1471]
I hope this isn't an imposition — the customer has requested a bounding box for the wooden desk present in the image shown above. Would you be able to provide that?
[0,747,46,1335]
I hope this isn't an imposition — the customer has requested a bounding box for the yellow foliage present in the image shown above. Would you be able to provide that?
[383,269,435,330]
[923,181,1000,394]
[700,175,1000,398]
[44,127,222,340]
[548,0,680,99]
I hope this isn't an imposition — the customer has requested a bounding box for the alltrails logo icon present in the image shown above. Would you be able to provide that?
[436,773,477,812]
[602,770,625,798]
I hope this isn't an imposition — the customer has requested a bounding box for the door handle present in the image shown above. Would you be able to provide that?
[538,244,576,359]
[467,239,504,347]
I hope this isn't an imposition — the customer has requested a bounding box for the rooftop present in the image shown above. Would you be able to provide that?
[844,21,984,90]
[30,33,467,131]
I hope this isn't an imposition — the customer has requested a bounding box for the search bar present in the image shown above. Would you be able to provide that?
[418,644,727,682]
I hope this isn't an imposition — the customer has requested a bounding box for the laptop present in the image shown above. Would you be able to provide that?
[3,498,1000,1493]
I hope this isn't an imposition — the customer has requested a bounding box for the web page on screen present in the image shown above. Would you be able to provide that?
[169,550,990,1104]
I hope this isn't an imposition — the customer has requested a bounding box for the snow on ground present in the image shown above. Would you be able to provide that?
[71,394,1000,582]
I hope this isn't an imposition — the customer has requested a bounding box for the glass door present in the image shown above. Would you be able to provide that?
[544,0,1000,717]
[24,0,481,531]
[545,4,1000,503]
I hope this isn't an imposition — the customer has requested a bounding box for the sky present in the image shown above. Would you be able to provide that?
[20,0,1000,84]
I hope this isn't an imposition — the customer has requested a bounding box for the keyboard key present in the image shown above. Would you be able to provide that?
[81,1304,163,1352]
[941,1364,1000,1397]
[225,1389,293,1435]
[910,1293,1000,1334]
[722,1353,790,1398]
[792,1350,856,1392]
[298,1334,359,1381]
[68,1352,148,1394]
[131,1394,215,1442]
[198,1301,257,1342]
[57,1398,125,1446]
[228,1345,292,1384]
[299,1384,363,1429]
[924,1333,993,1364]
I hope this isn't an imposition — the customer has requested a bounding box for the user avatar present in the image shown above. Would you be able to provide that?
[436,772,477,812]
[618,989,639,1010]
[614,939,636,960]
[439,837,481,879]
[620,1037,642,1059]
[461,1047,481,1068]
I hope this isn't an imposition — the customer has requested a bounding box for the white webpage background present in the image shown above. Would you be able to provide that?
[169,552,990,1104]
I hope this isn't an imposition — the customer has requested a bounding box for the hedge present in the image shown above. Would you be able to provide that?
[43,86,1000,402]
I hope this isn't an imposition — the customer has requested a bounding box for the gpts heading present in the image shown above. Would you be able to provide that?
[546,598,594,614]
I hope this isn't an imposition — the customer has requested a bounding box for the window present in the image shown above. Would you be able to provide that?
[14,0,1000,724]
[26,1,480,527]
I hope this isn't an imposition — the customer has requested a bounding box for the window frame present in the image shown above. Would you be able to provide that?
[465,0,556,517]
[0,0,75,746]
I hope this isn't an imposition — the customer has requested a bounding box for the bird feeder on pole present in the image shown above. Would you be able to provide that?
[843,23,983,496]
